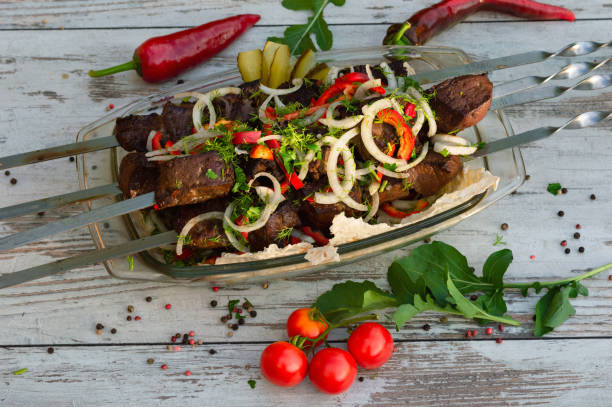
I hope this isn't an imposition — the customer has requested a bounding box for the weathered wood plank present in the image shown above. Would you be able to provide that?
[0,21,611,345]
[1,339,611,405]
[0,0,602,29]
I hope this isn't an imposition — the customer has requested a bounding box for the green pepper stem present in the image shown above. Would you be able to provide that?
[89,60,137,78]
[388,22,412,46]
[503,261,612,290]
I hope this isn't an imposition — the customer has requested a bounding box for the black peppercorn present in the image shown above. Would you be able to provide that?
[470,294,478,301]
[37,211,45,217]
[423,237,431,243]
[557,210,564,217]
[221,316,228,323]
[103,222,110,229]
[96,323,104,330]
[574,232,580,239]
[182,334,189,344]
[69,156,75,162]
[226,313,233,320]
[561,187,568,194]
[501,223,508,231]
[210,300,218,307]
[231,324,239,331]
[47,347,54,354]
[209,349,217,355]
[358,377,364,382]
[422,324,431,331]
[565,248,571,254]
[110,328,117,334]
[127,316,132,321]
[145,296,152,302]
[10,178,17,185]
[177,79,184,84]
[590,194,596,200]
[238,318,245,325]
[249,310,257,318]
[4,170,10,176]
[525,174,530,180]
[127,305,134,313]
[578,246,585,253]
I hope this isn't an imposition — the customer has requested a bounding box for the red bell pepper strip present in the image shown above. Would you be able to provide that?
[335,72,370,84]
[204,256,219,265]
[232,130,261,145]
[264,107,277,121]
[404,103,416,118]
[89,14,260,82]
[174,247,193,261]
[290,236,302,245]
[164,140,181,155]
[314,82,357,106]
[234,216,249,241]
[376,108,415,160]
[301,226,329,246]
[152,131,163,150]
[383,0,574,46]
[381,199,429,218]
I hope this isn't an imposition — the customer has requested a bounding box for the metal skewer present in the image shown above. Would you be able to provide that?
[1,111,609,289]
[0,41,609,171]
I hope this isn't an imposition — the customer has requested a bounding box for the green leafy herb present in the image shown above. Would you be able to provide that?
[275,226,294,242]
[127,255,134,271]
[13,368,27,375]
[382,163,397,171]
[312,241,612,336]
[439,148,450,158]
[228,299,240,315]
[232,167,249,193]
[268,0,346,55]
[547,182,562,195]
[206,169,219,180]
[493,234,506,246]
[177,234,193,246]
[248,379,257,389]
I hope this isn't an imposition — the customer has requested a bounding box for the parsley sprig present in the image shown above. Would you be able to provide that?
[312,241,612,336]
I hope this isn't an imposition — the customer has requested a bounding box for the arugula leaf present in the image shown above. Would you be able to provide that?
[475,290,507,318]
[269,0,346,55]
[393,294,460,330]
[482,249,512,289]
[314,281,397,323]
[534,286,576,336]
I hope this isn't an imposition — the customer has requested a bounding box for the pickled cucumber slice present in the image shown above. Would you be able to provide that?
[267,44,291,89]
[291,49,317,80]
[237,49,262,82]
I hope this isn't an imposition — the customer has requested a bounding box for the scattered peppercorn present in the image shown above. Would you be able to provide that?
[177,79,185,84]
[557,210,564,217]
[561,187,567,194]
[183,334,189,343]
[96,323,104,330]
[221,316,229,323]
[500,223,508,231]
[608,275,612,281]
[358,377,364,382]
[175,333,181,339]
[165,304,172,310]
[10,178,17,185]
[575,224,581,230]
[209,349,217,355]
[498,324,505,332]
[485,327,493,335]
[530,255,536,260]
[184,370,191,376]
[561,240,567,247]
[465,330,472,338]
[171,336,177,343]
[127,316,132,321]
[127,305,134,313]
[103,222,110,229]
[197,340,203,345]
[231,324,239,331]
[238,318,245,325]
[147,358,154,365]
[37,211,45,217]
[145,296,152,302]
[565,248,571,254]
[210,300,218,307]
[227,332,233,338]
[189,330,195,336]
[111,328,117,334]
[574,232,580,239]
[249,310,257,318]
[47,347,54,354]
[96,329,102,335]
[69,156,75,162]
[470,294,478,301]
[212,286,220,292]
[471,330,477,337]
[135,316,141,321]
[525,174,530,180]
[423,237,431,243]
[161,364,168,370]
[590,194,596,200]
[439,316,448,323]
[422,324,430,331]
[262,282,269,289]
[173,346,181,352]
[578,247,585,253]
[496,338,503,344]
[4,170,10,176]
[189,339,195,345]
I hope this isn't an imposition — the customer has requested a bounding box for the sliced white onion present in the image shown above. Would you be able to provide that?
[175,211,224,256]
[391,199,420,210]
[319,101,364,129]
[433,143,477,156]
[255,186,285,204]
[235,146,248,155]
[320,127,367,212]
[412,108,425,136]
[354,79,382,101]
[298,141,322,180]
[379,62,397,92]
[375,142,429,178]
[257,134,282,144]
[406,87,436,137]
[176,87,241,132]
[403,62,416,76]
[368,180,380,196]
[297,105,326,126]
[325,66,340,86]
[432,134,470,146]
[146,130,157,152]
[260,79,303,96]
[258,94,275,124]
[145,130,218,157]
[274,95,285,108]
[365,64,374,80]
[364,191,379,222]
[223,221,250,253]
[224,172,282,233]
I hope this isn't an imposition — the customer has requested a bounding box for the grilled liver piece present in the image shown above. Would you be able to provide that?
[428,74,493,133]
[169,200,230,249]
[118,152,160,199]
[114,113,162,152]
[393,151,463,197]
[249,201,302,251]
[279,80,320,107]
[299,180,365,232]
[213,94,258,122]
[354,122,397,162]
[245,158,284,185]
[155,152,234,209]
[161,102,195,142]
[378,178,419,203]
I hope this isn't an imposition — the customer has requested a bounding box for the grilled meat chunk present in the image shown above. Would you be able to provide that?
[354,122,397,162]
[213,94,257,122]
[378,178,419,203]
[249,201,302,251]
[299,180,364,232]
[155,152,235,209]
[245,158,284,185]
[279,80,320,107]
[114,113,162,152]
[170,201,230,249]
[161,101,195,142]
[429,74,493,133]
[119,152,160,199]
[307,146,330,182]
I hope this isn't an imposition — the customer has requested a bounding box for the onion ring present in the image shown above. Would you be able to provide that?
[176,211,224,256]
[319,101,364,129]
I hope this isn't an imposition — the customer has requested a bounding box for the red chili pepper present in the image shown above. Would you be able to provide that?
[376,108,415,160]
[89,14,260,82]
[335,72,370,84]
[404,103,416,118]
[301,226,329,246]
[174,247,193,261]
[232,130,261,145]
[314,82,356,106]
[164,140,181,155]
[235,216,249,241]
[290,236,302,245]
[383,0,574,46]
[152,131,163,150]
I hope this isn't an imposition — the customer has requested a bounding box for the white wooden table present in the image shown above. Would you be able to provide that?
[1,1,611,405]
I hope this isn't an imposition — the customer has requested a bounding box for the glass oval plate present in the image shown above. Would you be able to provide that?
[76,45,525,286]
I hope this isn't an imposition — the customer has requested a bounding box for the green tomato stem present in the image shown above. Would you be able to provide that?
[503,261,612,290]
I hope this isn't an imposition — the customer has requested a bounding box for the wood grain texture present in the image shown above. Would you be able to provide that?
[0,0,605,29]
[1,339,611,406]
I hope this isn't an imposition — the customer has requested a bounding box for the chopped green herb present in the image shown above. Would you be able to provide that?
[402,179,414,191]
[493,234,506,246]
[232,167,249,193]
[206,169,219,180]
[248,379,256,389]
[175,179,183,189]
[127,255,134,271]
[13,368,27,375]
[439,148,450,158]
[228,299,240,315]
[547,183,562,196]
[275,227,294,242]
[177,234,193,246]
[382,163,397,171]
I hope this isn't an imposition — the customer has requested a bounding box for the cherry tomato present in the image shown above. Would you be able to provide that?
[286,308,328,348]
[347,322,394,369]
[260,341,308,387]
[308,348,357,394]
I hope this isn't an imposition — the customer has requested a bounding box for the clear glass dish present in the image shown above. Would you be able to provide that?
[76,45,525,285]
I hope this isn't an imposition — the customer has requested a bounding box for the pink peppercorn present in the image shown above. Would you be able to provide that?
[161,364,168,370]
[173,346,181,352]
[465,330,472,338]
[496,338,503,344]
[212,286,220,292]
[471,330,477,337]
[498,324,505,332]
[189,339,195,345]
[165,304,171,310]
[530,255,536,260]
[109,104,114,109]
[485,327,493,335]
[171,336,177,343]
[189,330,195,336]
[185,370,191,376]
[561,240,567,247]
[135,316,141,321]
[576,224,581,229]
